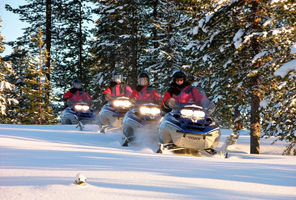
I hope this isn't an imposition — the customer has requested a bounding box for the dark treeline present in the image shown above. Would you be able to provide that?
[1,0,295,154]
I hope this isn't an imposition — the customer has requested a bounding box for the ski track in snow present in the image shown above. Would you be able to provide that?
[0,124,296,200]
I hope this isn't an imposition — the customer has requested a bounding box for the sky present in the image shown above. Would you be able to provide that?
[0,124,296,200]
[0,0,26,56]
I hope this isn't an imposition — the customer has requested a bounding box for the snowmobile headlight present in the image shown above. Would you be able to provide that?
[139,106,150,115]
[151,107,161,115]
[139,106,160,116]
[113,100,132,108]
[180,109,193,117]
[181,109,205,119]
[193,110,205,119]
[75,105,89,111]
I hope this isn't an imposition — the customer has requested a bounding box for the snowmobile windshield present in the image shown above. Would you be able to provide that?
[172,86,214,113]
[67,99,90,108]
[135,87,161,105]
[173,86,197,104]
[138,77,149,86]
[74,82,82,89]
[113,74,122,83]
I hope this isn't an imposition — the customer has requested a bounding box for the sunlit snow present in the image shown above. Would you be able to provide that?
[0,124,295,200]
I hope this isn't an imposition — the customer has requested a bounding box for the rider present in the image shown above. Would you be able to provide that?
[64,79,92,107]
[103,72,132,101]
[98,72,132,133]
[130,72,161,104]
[61,79,94,125]
[161,69,214,113]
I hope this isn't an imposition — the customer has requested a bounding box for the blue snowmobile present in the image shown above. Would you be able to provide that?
[157,93,221,156]
[98,97,134,133]
[121,101,162,146]
[61,100,97,129]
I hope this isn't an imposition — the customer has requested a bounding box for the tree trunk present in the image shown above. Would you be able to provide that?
[152,0,159,49]
[250,84,260,154]
[78,0,83,81]
[130,0,138,89]
[45,0,51,82]
[233,105,242,135]
[45,0,51,106]
[166,6,173,69]
[249,0,261,154]
[39,34,43,125]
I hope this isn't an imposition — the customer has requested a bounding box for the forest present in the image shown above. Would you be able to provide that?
[0,0,295,154]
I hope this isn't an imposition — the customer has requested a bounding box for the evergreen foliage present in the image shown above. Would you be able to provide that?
[5,0,93,111]
[260,0,296,155]
[3,0,296,154]
[182,0,296,154]
[0,18,18,123]
[19,29,57,124]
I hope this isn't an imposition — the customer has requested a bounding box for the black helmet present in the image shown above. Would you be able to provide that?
[112,72,122,83]
[138,72,149,79]
[172,69,186,79]
[138,72,149,86]
[73,79,82,89]
[73,79,81,84]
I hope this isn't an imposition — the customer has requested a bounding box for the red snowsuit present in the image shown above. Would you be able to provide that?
[103,84,132,97]
[161,84,213,113]
[130,86,161,103]
[64,89,92,105]
[162,85,206,105]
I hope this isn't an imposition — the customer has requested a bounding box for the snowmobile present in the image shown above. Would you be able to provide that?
[98,96,134,133]
[157,97,221,157]
[121,101,162,146]
[61,101,97,130]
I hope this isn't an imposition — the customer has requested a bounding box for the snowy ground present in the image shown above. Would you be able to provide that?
[0,124,295,200]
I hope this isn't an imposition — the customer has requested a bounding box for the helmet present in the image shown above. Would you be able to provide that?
[112,72,122,83]
[73,79,82,89]
[138,72,149,86]
[138,72,149,79]
[172,69,186,79]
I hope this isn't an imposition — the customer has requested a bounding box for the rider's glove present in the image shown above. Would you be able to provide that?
[206,104,215,115]
[166,98,176,108]
[105,93,111,101]
[130,97,137,104]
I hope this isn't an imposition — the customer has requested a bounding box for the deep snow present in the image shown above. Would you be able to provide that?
[0,124,295,200]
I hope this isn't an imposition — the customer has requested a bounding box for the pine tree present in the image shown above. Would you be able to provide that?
[90,0,152,109]
[184,0,296,154]
[141,0,188,92]
[19,29,56,124]
[260,0,296,155]
[0,18,18,123]
[5,0,93,113]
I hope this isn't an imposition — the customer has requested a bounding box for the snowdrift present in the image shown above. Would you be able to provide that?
[0,124,295,200]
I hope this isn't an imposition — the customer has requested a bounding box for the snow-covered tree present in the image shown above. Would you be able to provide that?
[0,18,18,123]
[184,0,296,154]
[90,0,153,109]
[140,0,188,92]
[5,0,93,114]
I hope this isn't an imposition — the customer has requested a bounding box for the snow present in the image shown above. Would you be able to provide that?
[271,0,288,4]
[233,29,244,49]
[0,124,296,200]
[192,26,199,35]
[260,99,269,109]
[252,51,267,64]
[290,43,296,54]
[274,59,296,78]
